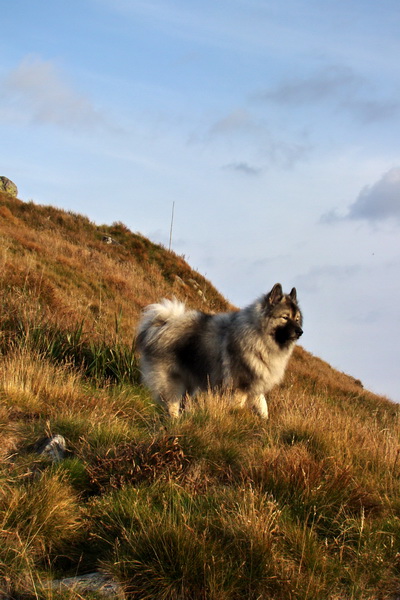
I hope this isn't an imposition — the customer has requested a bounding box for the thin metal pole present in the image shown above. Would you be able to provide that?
[168,201,175,251]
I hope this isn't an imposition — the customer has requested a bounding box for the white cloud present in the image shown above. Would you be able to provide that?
[0,55,107,131]
[348,167,400,222]
[323,167,400,224]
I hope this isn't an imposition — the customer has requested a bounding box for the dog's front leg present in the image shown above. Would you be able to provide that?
[156,393,181,419]
[166,399,181,419]
[247,394,269,419]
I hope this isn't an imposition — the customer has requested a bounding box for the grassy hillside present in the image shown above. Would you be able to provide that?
[0,192,399,600]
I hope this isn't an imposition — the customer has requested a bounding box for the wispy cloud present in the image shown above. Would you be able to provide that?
[322,167,400,224]
[92,0,302,55]
[222,161,264,176]
[210,109,258,136]
[207,108,311,170]
[259,65,360,105]
[339,98,400,124]
[0,55,109,132]
[256,64,400,124]
[294,264,362,293]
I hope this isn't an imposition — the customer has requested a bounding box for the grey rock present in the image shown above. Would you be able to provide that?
[102,235,119,245]
[0,176,18,197]
[188,278,206,301]
[174,275,187,288]
[47,572,125,598]
[36,434,67,462]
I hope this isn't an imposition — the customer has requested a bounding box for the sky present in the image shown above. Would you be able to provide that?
[1,0,399,401]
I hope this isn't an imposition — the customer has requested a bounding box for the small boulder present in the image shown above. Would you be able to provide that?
[0,177,18,197]
[36,434,67,462]
[46,572,125,598]
[102,235,119,245]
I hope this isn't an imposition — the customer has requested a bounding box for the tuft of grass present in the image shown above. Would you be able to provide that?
[85,435,189,495]
[0,347,85,418]
[0,473,83,598]
[252,445,381,534]
[89,483,291,600]
[170,390,269,486]
[0,317,140,386]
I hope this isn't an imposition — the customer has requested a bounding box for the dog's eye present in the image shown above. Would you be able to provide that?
[281,315,289,320]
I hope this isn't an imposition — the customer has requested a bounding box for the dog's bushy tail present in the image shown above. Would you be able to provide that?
[138,298,186,331]
[136,298,187,350]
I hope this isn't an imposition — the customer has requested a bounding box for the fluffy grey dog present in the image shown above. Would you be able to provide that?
[137,283,303,418]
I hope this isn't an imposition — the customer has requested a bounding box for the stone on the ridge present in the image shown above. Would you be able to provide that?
[0,177,18,197]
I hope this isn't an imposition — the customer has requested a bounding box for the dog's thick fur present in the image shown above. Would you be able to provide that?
[137,283,303,418]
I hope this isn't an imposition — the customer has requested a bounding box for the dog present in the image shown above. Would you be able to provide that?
[136,283,303,418]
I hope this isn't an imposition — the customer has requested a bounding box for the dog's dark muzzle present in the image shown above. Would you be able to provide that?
[295,325,303,339]
[275,322,303,346]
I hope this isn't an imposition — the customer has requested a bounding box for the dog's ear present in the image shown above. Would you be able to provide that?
[267,283,283,305]
[289,287,297,302]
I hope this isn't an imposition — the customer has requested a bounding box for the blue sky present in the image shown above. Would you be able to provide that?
[1,0,400,400]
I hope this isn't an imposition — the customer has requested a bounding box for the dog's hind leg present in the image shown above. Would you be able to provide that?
[144,366,185,419]
[158,374,186,419]
[247,394,269,419]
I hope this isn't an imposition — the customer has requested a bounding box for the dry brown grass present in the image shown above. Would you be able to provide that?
[1,192,400,599]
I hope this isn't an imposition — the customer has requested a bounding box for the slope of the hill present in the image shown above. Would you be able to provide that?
[0,191,391,405]
[1,192,399,600]
[0,191,230,339]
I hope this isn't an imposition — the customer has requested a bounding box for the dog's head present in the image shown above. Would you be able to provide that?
[263,283,303,347]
